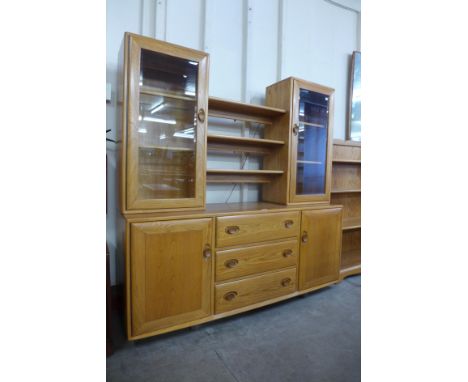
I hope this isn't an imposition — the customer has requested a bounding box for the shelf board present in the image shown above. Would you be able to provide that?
[342,217,361,230]
[331,189,361,194]
[207,134,284,147]
[208,97,286,125]
[140,86,196,102]
[209,97,286,118]
[340,264,361,279]
[333,159,361,164]
[300,121,326,128]
[207,169,283,175]
[341,249,361,270]
[297,160,322,165]
[139,145,193,152]
[206,169,283,184]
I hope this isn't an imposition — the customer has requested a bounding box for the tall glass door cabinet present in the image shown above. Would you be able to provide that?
[266,78,334,204]
[120,33,209,212]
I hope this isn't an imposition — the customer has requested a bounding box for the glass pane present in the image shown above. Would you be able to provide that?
[137,49,198,200]
[296,89,329,195]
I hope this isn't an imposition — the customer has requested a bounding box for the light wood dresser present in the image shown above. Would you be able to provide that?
[119,33,347,340]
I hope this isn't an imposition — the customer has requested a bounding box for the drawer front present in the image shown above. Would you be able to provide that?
[215,268,297,314]
[216,239,299,282]
[216,211,300,247]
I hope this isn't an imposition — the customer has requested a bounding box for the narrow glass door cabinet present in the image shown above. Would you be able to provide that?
[266,78,334,204]
[120,33,209,212]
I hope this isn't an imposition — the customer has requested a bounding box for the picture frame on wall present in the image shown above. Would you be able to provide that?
[347,51,361,141]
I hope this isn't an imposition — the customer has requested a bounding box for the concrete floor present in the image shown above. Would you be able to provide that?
[107,275,361,382]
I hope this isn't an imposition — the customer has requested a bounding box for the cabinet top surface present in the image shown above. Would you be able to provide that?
[124,202,342,221]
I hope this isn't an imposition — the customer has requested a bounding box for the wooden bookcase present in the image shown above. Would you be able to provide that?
[119,33,346,340]
[331,139,361,279]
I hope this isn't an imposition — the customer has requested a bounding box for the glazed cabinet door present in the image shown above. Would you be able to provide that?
[299,208,342,290]
[290,80,334,203]
[124,33,209,211]
[130,218,213,337]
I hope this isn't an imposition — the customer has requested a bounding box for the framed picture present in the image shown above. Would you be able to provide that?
[347,51,361,141]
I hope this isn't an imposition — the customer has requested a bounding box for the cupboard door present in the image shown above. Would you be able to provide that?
[299,208,342,290]
[125,33,208,211]
[290,80,334,203]
[130,218,213,336]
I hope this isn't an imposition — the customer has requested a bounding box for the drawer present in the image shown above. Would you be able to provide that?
[216,239,298,282]
[215,268,297,314]
[216,211,300,247]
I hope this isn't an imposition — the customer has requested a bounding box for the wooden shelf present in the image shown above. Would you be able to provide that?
[342,217,361,230]
[207,134,284,147]
[297,160,322,165]
[140,86,196,102]
[340,264,361,279]
[341,249,361,270]
[208,96,286,125]
[207,169,283,175]
[139,145,193,152]
[333,159,361,164]
[300,121,326,128]
[331,189,361,194]
[206,169,284,184]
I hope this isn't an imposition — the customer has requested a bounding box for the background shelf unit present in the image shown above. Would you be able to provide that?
[331,139,361,279]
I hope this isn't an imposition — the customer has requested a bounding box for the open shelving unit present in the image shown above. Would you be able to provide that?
[331,139,361,280]
[206,97,287,189]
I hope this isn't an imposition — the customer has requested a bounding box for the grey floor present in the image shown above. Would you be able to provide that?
[107,275,360,382]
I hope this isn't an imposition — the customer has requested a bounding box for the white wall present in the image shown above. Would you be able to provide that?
[106,0,360,285]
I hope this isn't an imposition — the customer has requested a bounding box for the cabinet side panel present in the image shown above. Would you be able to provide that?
[263,80,292,204]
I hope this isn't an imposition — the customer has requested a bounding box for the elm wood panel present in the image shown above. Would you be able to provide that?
[208,110,273,125]
[128,278,337,340]
[332,163,361,191]
[215,268,297,314]
[331,189,361,194]
[341,249,361,269]
[215,239,299,282]
[207,134,285,146]
[119,33,129,214]
[264,78,293,204]
[340,264,361,280]
[333,159,361,164]
[130,218,213,337]
[289,78,335,204]
[216,211,300,247]
[207,174,272,184]
[333,140,361,161]
[330,192,360,220]
[299,208,342,290]
[207,169,283,175]
[124,33,208,212]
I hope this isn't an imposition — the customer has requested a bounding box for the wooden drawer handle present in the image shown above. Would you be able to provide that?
[225,225,240,235]
[283,249,293,258]
[203,244,212,260]
[284,220,294,228]
[301,231,309,243]
[224,291,238,301]
[281,278,292,287]
[225,259,239,268]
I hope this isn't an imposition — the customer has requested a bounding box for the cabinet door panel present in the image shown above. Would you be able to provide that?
[290,80,334,203]
[299,208,342,290]
[130,218,213,336]
[125,34,208,211]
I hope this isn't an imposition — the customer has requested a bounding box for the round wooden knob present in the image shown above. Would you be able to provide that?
[283,249,293,258]
[281,278,292,287]
[225,259,239,268]
[301,231,308,243]
[224,291,238,301]
[197,108,205,123]
[293,123,299,135]
[284,220,294,228]
[203,245,212,259]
